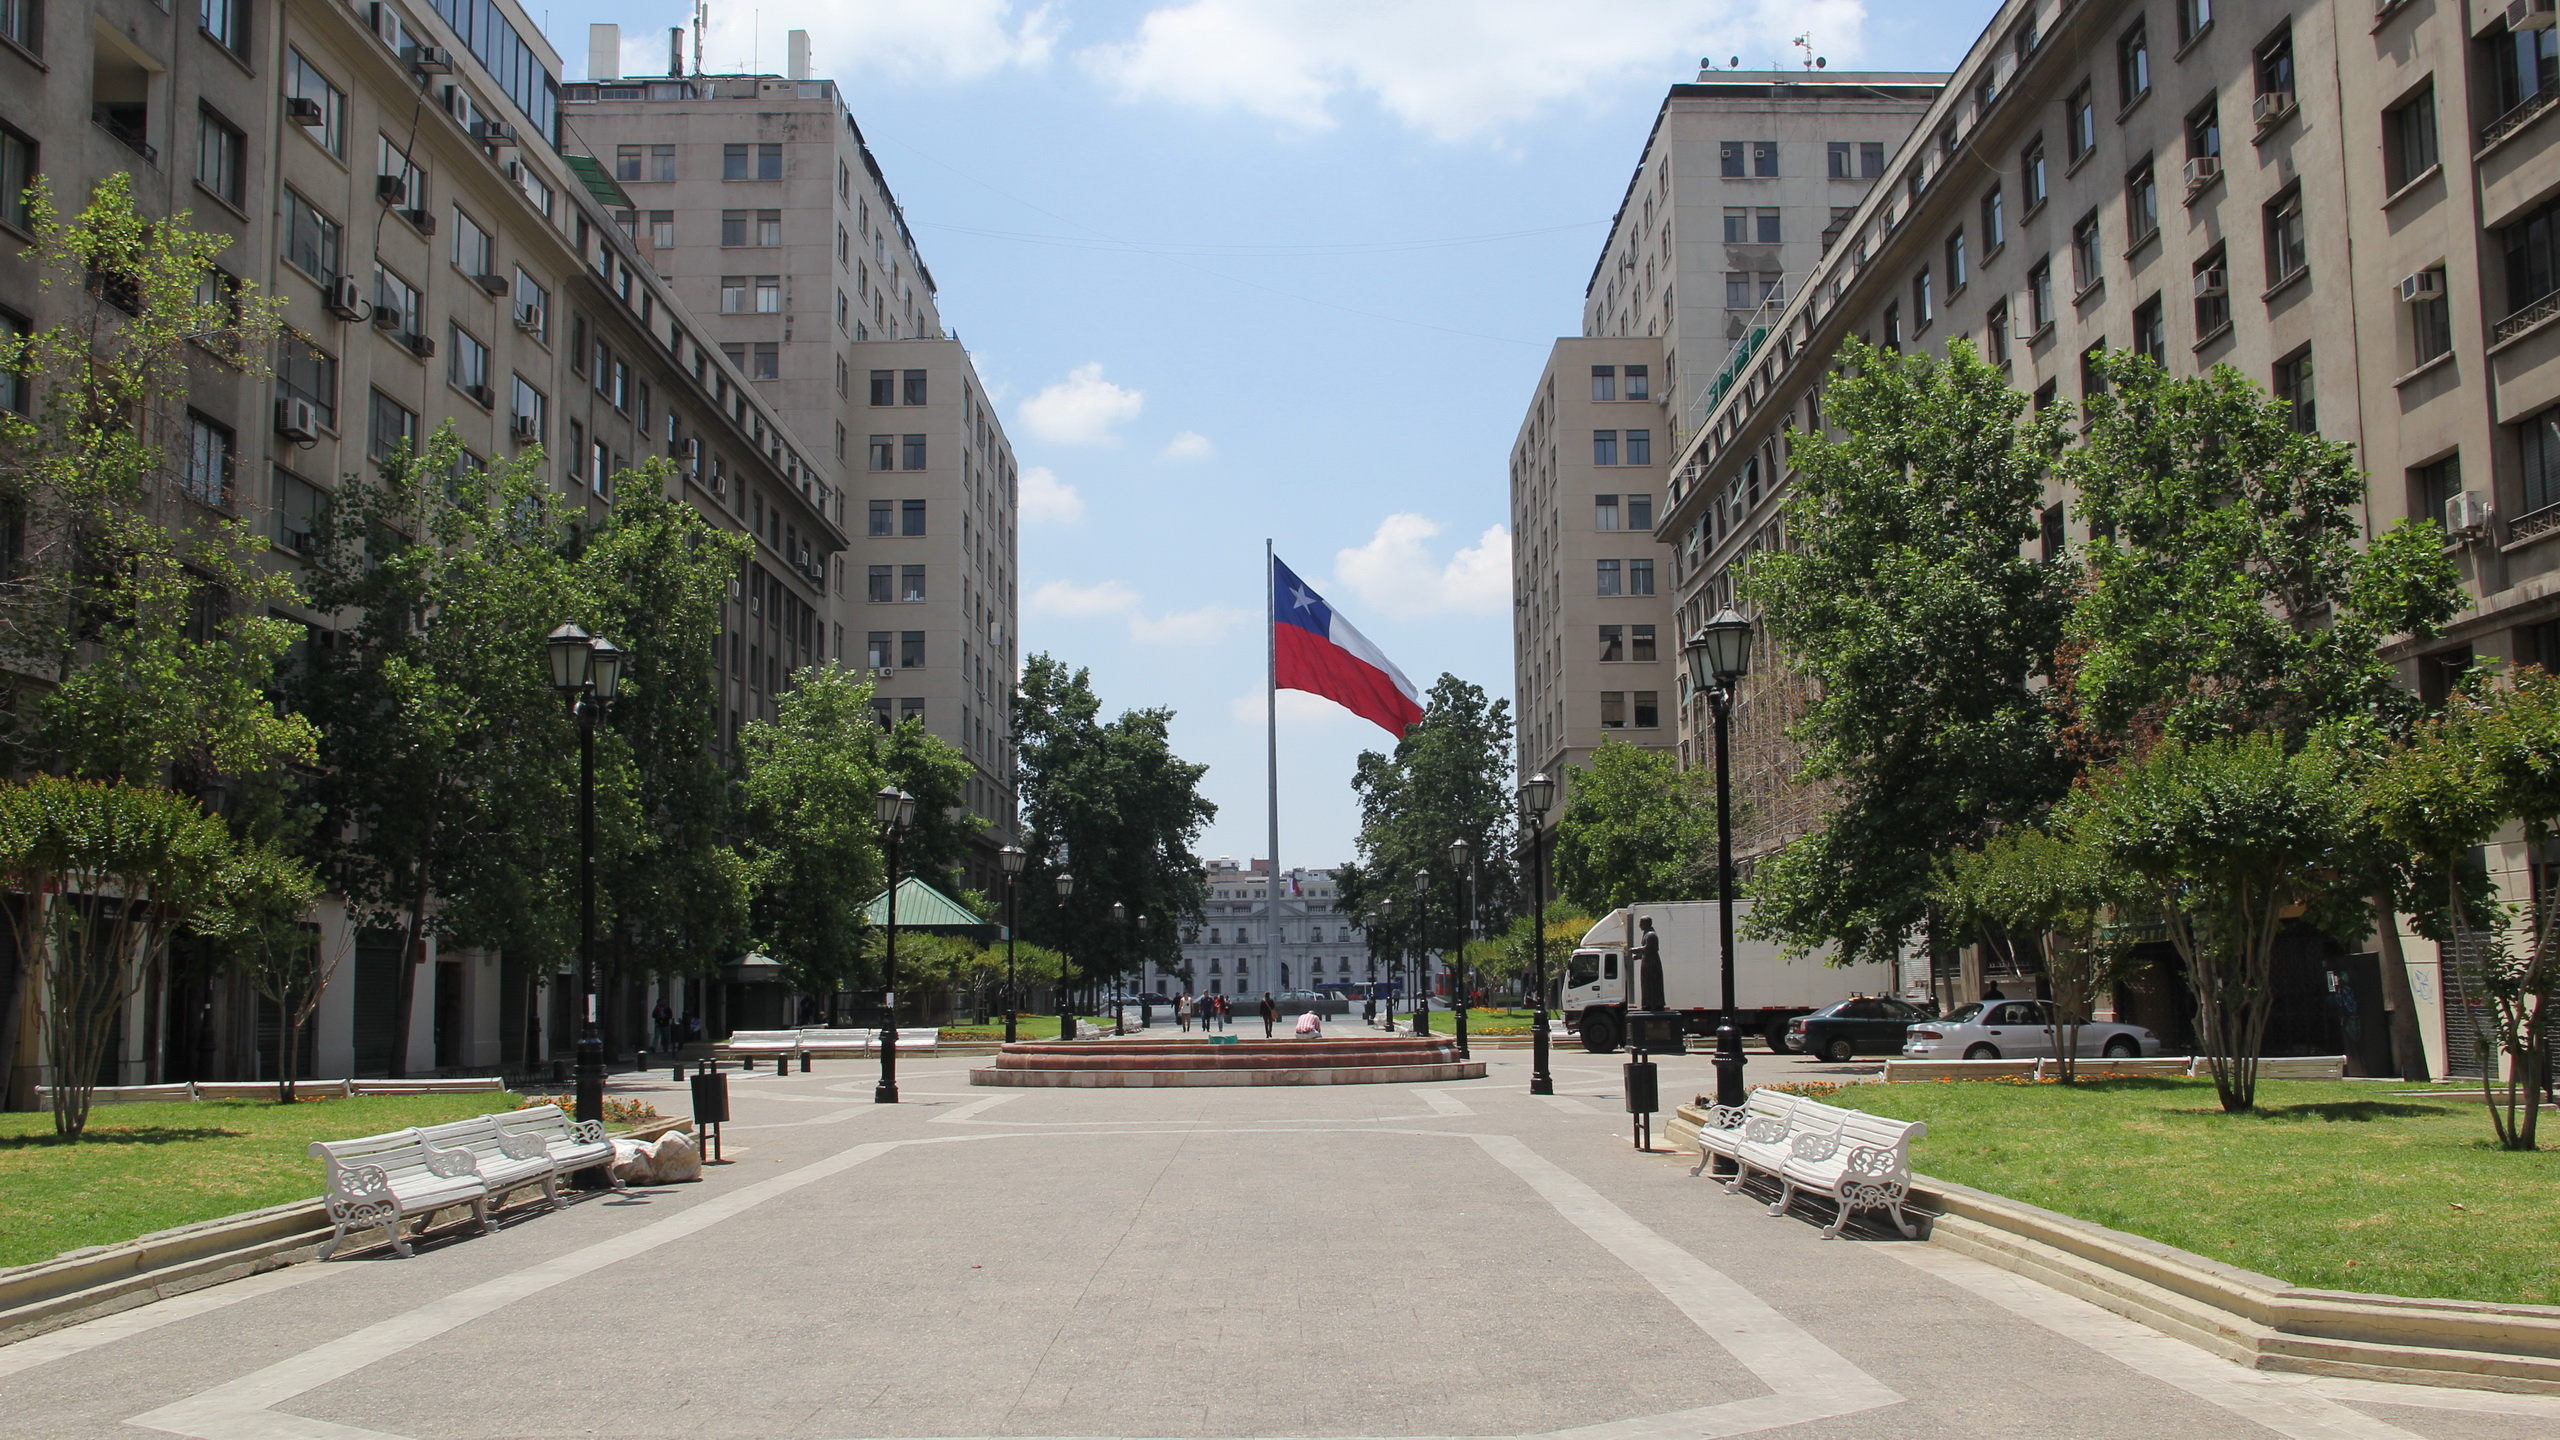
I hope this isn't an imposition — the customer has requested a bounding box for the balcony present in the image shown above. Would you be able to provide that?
[91,104,154,164]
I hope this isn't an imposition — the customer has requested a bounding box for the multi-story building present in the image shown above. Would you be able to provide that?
[1173,860,1381,1000]
[567,28,1022,891]
[1652,0,2560,1078]
[0,0,846,1101]
[1514,70,1938,841]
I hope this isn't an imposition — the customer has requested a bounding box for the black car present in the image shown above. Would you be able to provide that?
[1789,996,1930,1062]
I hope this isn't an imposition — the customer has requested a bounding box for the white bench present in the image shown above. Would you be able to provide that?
[307,1130,492,1259]
[495,1104,619,1188]
[416,1114,569,1210]
[1687,1088,1805,1178]
[1689,1087,1926,1239]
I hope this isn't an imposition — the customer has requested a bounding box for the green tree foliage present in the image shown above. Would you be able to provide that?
[0,777,314,1137]
[2072,732,2373,1112]
[736,664,887,994]
[881,716,985,897]
[1013,655,1214,990]
[1745,338,2074,968]
[1336,675,1519,965]
[1936,826,2146,1081]
[1553,739,1714,915]
[2365,671,2560,1147]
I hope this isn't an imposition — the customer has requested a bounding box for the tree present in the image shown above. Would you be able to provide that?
[2073,732,2373,1112]
[2063,353,2466,1079]
[1936,825,2147,1081]
[1553,740,1715,915]
[1744,338,2075,969]
[1336,675,1519,968]
[2365,672,2560,1148]
[1012,655,1214,991]
[225,875,338,1104]
[736,664,886,995]
[881,716,984,897]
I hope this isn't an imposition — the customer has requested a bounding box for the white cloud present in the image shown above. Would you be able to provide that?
[1018,362,1145,445]
[1331,513,1512,619]
[1082,0,1865,142]
[1161,430,1215,461]
[1229,688,1359,727]
[1028,579,1243,645]
[679,2,1060,85]
[1019,465,1086,524]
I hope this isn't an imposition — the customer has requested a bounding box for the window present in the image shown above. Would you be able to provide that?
[752,343,778,380]
[2257,27,2295,101]
[368,389,416,467]
[2412,269,2453,366]
[1599,625,1624,662]
[902,434,927,470]
[1722,207,1748,243]
[0,0,36,52]
[1981,185,2005,252]
[720,210,747,247]
[867,499,894,536]
[510,376,543,442]
[1725,272,1752,309]
[452,207,493,278]
[1882,301,1902,350]
[2489,23,2559,123]
[900,631,926,668]
[755,276,781,313]
[195,107,244,205]
[1626,429,1652,465]
[282,190,340,283]
[2071,211,2103,293]
[201,0,243,52]
[723,143,749,180]
[2067,83,2096,161]
[1861,142,1886,177]
[651,211,674,248]
[868,434,894,470]
[2275,347,2316,432]
[2385,84,2438,193]
[1946,228,1968,291]
[2193,245,2231,337]
[901,499,926,535]
[2126,160,2158,244]
[514,269,548,342]
[2133,296,2166,365]
[2028,257,2054,330]
[650,144,675,181]
[2178,0,2212,45]
[1601,692,1626,729]
[1631,623,1657,661]
[1633,692,1659,728]
[0,125,30,236]
[1593,430,1619,466]
[2520,412,2560,517]
[1756,208,1782,243]
[615,145,643,182]
[1628,559,1655,595]
[2040,503,2066,561]
[757,143,782,179]
[756,210,781,247]
[901,564,926,602]
[903,369,927,405]
[867,565,892,602]
[182,412,232,505]
[448,323,489,397]
[1754,141,1779,176]
[2081,342,2109,406]
[1913,268,1934,330]
[1720,141,1745,177]
[372,264,420,341]
[2022,139,2048,210]
[1986,300,2011,364]
[2118,21,2150,107]
[1596,559,1621,596]
[515,164,553,219]
[2265,186,2307,285]
[869,369,895,405]
[2413,455,2461,528]
[1827,141,1851,178]
[276,334,337,430]
[1594,494,1620,530]
[377,135,424,213]
[2187,99,2221,165]
[1624,365,1649,400]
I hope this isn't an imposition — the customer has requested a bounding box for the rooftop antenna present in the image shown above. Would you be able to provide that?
[1794,34,1814,71]
[692,0,705,74]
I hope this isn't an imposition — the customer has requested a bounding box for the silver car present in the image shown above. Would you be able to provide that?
[1899,999,2163,1060]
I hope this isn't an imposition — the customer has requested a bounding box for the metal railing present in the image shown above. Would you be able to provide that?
[2494,290,2560,347]
[2481,87,2558,153]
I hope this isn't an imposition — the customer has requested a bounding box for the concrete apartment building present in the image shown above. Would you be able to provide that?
[568,30,1023,891]
[1653,0,2560,1077]
[0,0,846,1101]
[1174,860,1380,1000]
[1513,70,1938,837]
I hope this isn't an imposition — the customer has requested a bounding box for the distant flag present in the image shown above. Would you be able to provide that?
[1270,556,1424,738]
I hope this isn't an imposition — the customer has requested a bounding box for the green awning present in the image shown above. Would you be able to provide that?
[561,153,634,209]
[864,877,999,939]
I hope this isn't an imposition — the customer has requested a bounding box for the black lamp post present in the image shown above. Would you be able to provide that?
[1377,896,1395,1030]
[1684,609,1756,1119]
[1520,771,1555,1096]
[1110,902,1128,1035]
[1136,915,1152,1030]
[546,623,623,1177]
[874,784,917,1104]
[1054,870,1076,1040]
[1411,870,1431,1037]
[999,844,1026,1044]
[1449,836,1472,1059]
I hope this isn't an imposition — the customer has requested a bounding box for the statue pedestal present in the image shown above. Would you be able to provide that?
[1626,1010,1687,1055]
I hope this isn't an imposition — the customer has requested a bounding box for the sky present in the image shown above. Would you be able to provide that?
[537,0,1994,869]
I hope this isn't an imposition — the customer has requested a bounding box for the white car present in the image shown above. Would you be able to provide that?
[1899,999,2163,1060]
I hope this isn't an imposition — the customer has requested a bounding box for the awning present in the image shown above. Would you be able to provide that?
[863,876,1000,941]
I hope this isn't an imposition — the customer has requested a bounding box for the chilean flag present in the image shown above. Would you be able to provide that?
[1273,556,1424,737]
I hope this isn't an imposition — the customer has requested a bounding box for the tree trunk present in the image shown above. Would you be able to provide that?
[2370,892,2430,1082]
[0,921,24,1112]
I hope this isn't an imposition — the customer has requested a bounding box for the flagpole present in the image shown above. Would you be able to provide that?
[1266,539,1281,1015]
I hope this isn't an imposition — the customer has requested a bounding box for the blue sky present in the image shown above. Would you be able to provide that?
[542,0,1993,868]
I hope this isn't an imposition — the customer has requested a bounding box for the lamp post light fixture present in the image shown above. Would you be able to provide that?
[1053,870,1076,1040]
[998,845,1027,1045]
[1683,609,1756,1125]
[1411,870,1432,1037]
[873,785,918,1103]
[1449,836,1473,1059]
[1520,771,1556,1096]
[545,624,623,1181]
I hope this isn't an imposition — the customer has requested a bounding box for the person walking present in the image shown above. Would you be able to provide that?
[1259,992,1279,1038]
[651,1001,673,1052]
[1362,993,1376,1027]
[1177,993,1194,1033]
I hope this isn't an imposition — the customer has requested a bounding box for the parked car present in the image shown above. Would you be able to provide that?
[1789,996,1930,1062]
[1899,999,2163,1060]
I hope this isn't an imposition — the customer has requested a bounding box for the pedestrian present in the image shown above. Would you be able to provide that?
[1216,994,1231,1030]
[1259,992,1279,1037]
[1296,1009,1323,1038]
[1177,993,1194,1033]
[1982,981,2007,1001]
[1362,994,1376,1026]
[651,1001,673,1052]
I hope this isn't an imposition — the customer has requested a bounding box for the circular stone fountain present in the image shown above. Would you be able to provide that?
[969,1036,1486,1087]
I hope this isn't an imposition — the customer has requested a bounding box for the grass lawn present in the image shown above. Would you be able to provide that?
[938,1016,1114,1040]
[0,1092,525,1270]
[1454,1009,1537,1034]
[1834,1076,2560,1307]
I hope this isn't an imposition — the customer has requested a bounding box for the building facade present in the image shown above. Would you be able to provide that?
[567,31,1022,892]
[1172,859,1385,1000]
[1652,0,2560,1077]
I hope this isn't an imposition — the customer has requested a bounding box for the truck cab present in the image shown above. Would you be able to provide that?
[1563,946,1628,1052]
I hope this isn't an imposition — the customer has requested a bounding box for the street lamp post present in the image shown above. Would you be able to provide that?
[1136,916,1152,1030]
[999,845,1026,1045]
[1111,902,1128,1035]
[1520,772,1556,1096]
[874,786,917,1104]
[1054,871,1076,1040]
[546,625,624,1182]
[1411,871,1431,1037]
[1449,836,1472,1059]
[1684,609,1757,1123]
[1377,897,1395,1030]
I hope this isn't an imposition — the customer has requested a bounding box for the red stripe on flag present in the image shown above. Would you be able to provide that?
[1274,622,1423,737]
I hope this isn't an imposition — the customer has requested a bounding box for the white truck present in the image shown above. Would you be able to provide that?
[1560,902,1891,1054]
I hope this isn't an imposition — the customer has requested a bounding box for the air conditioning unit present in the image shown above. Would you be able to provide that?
[471,120,518,147]
[512,301,543,333]
[472,273,508,296]
[370,305,402,331]
[2447,490,2493,534]
[503,160,525,183]
[2253,90,2295,127]
[274,397,319,443]
[2511,0,2557,30]
[465,383,495,408]
[374,174,408,204]
[403,209,437,235]
[404,44,454,73]
[284,96,326,127]
[510,414,541,443]
[2182,154,2222,189]
[874,667,896,679]
[404,331,436,359]
[2399,269,2446,303]
[2193,267,2228,299]
[326,277,366,320]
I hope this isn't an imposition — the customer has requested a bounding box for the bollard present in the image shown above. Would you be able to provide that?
[742,1054,755,1071]
[1624,1055,1660,1152]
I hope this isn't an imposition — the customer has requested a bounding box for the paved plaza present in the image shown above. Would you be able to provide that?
[5,1047,2557,1440]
